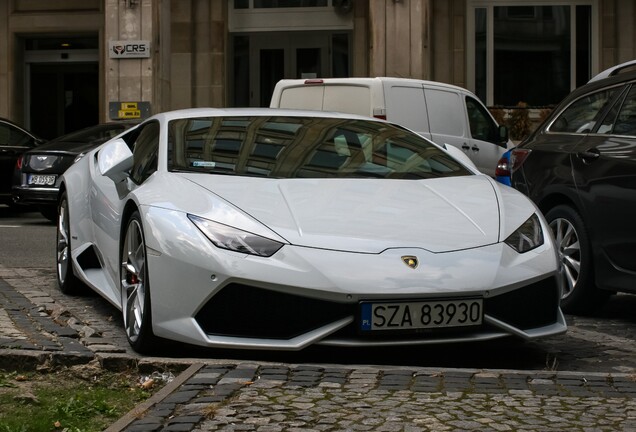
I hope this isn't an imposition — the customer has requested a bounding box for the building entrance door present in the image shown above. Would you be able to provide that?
[24,37,99,139]
[248,33,330,107]
[232,31,351,107]
[29,63,99,139]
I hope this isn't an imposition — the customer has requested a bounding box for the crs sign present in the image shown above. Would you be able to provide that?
[109,40,151,59]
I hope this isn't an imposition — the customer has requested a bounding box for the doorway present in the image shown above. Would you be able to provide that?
[25,36,99,139]
[29,63,99,139]
[232,32,350,107]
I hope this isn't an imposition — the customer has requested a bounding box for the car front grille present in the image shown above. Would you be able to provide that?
[195,276,560,341]
[483,275,560,330]
[195,284,352,339]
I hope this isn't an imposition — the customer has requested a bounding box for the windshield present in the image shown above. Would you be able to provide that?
[167,116,471,179]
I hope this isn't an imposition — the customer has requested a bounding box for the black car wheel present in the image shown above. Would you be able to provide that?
[56,193,84,295]
[40,205,57,222]
[121,211,158,353]
[546,205,609,314]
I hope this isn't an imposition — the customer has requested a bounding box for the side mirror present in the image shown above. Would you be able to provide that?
[498,125,509,146]
[98,138,133,183]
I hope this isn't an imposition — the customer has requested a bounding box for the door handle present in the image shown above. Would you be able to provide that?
[462,144,470,151]
[578,148,601,162]
[471,146,480,152]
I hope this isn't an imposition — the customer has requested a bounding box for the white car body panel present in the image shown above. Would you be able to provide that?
[59,108,566,352]
[178,174,501,253]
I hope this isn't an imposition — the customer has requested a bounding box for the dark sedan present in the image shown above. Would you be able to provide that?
[12,122,136,220]
[1,118,44,206]
[509,65,636,314]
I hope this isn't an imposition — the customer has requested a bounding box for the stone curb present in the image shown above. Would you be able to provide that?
[104,363,206,432]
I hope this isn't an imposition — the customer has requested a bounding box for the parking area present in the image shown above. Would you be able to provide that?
[0,267,636,374]
[3,207,636,431]
[3,265,636,431]
[1,207,636,373]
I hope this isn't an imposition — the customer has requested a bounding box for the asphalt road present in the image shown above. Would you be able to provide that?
[0,205,56,268]
[2,204,636,374]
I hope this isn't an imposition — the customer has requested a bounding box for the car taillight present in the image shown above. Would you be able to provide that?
[372,108,386,120]
[495,155,510,177]
[304,79,324,85]
[15,155,24,170]
[510,148,531,172]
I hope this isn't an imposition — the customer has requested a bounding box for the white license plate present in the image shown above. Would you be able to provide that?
[360,299,483,331]
[28,174,56,186]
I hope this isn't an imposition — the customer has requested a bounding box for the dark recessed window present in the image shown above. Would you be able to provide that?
[26,37,98,50]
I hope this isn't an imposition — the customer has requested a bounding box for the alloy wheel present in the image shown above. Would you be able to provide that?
[549,217,581,299]
[56,199,70,286]
[121,219,147,343]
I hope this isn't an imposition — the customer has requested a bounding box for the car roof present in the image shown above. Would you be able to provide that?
[146,107,388,123]
[588,59,636,83]
[274,77,472,94]
[519,68,636,146]
[541,68,636,118]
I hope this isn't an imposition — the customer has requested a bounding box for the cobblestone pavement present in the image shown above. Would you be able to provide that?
[2,265,636,431]
[120,363,636,432]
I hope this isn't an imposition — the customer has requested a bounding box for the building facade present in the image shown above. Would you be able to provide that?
[0,0,634,139]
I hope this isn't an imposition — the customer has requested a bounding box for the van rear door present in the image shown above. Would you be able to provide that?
[322,85,373,117]
[276,84,325,110]
[274,81,373,118]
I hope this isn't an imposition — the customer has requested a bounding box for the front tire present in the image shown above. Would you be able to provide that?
[546,205,609,314]
[40,205,57,222]
[56,193,84,295]
[121,211,158,353]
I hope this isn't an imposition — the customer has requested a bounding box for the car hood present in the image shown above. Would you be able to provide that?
[177,174,501,253]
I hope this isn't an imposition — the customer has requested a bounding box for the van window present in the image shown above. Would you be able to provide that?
[385,85,429,133]
[322,86,371,117]
[424,88,465,137]
[279,86,324,110]
[466,96,498,142]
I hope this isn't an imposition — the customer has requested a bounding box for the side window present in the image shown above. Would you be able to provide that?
[0,124,10,145]
[550,88,618,133]
[466,96,498,143]
[609,86,636,136]
[0,123,35,147]
[130,121,160,184]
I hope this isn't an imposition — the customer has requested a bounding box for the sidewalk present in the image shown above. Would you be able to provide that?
[2,272,636,431]
[109,362,636,432]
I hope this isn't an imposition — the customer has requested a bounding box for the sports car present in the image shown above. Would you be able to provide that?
[56,108,566,353]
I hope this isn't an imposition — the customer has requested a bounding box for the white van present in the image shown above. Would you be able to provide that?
[270,77,510,177]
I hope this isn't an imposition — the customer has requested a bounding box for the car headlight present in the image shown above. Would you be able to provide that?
[504,213,544,253]
[188,214,284,257]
